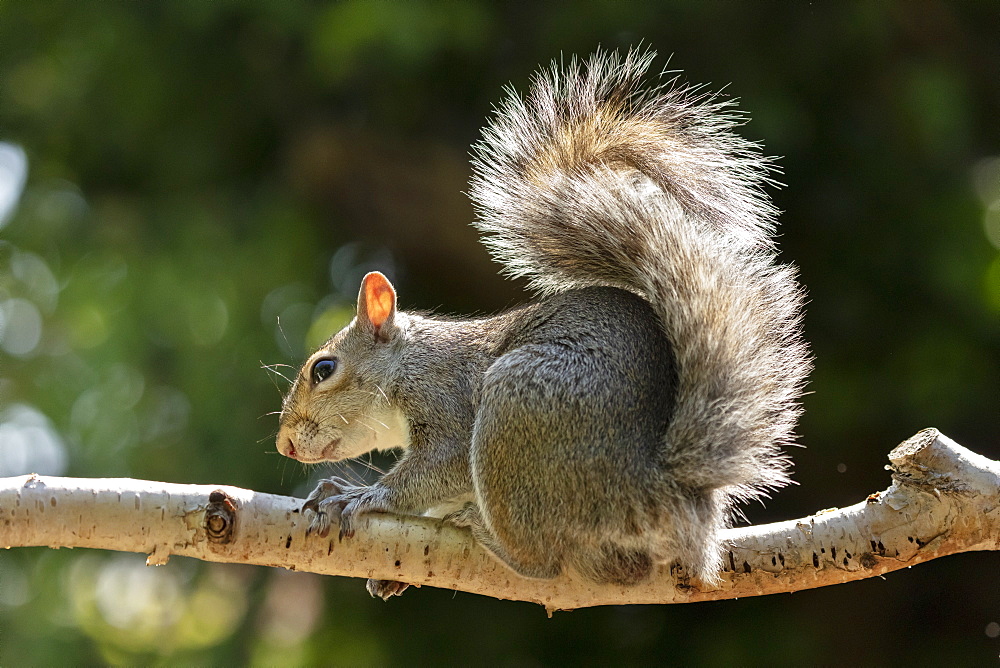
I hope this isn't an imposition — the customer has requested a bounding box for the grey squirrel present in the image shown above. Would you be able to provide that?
[276,49,810,597]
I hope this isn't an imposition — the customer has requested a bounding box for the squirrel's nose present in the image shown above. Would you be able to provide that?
[276,432,297,459]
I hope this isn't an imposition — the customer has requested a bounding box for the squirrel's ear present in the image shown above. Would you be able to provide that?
[357,271,398,341]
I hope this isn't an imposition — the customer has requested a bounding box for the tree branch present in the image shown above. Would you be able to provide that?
[2,429,997,613]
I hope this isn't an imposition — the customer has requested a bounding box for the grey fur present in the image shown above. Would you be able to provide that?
[277,48,810,590]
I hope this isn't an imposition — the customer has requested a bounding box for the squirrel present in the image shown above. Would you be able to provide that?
[276,48,810,598]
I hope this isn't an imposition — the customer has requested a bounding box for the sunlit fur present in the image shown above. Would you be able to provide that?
[277,320,411,464]
[466,48,810,578]
[278,48,810,584]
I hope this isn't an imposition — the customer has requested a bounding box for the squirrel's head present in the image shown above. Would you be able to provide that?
[276,271,410,464]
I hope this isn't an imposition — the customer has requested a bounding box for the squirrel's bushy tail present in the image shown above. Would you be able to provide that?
[469,49,810,511]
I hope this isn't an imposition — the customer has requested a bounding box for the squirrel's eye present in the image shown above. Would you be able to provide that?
[310,358,337,385]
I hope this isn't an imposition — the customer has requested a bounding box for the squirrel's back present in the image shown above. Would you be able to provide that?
[468,49,810,579]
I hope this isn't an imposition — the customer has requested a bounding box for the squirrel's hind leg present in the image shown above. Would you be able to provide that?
[445,503,562,580]
[569,543,655,586]
[448,504,653,585]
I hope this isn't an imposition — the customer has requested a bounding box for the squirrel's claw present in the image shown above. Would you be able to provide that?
[303,497,352,539]
[302,477,377,540]
[305,513,330,538]
[337,502,357,540]
[367,578,410,600]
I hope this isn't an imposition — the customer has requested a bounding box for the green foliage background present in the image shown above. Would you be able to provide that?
[1,1,998,664]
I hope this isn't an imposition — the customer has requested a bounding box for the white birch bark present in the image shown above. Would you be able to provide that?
[2,428,997,613]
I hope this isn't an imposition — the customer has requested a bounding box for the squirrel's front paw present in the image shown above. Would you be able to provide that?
[302,477,380,540]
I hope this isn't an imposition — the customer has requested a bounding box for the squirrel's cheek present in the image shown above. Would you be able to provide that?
[318,438,344,461]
